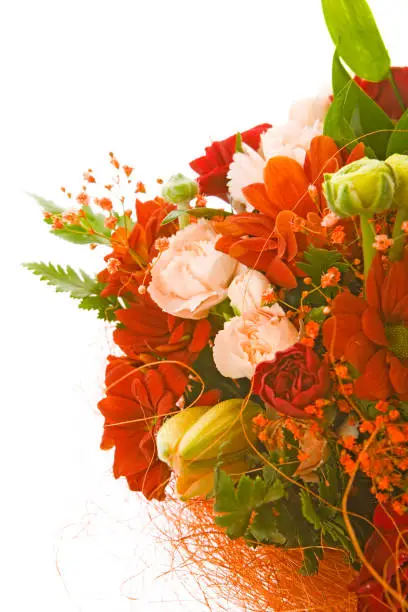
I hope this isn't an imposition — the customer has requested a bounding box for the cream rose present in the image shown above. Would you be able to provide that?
[213,305,299,379]
[148,220,239,320]
[227,268,271,314]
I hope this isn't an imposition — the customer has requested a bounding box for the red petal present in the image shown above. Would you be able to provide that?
[331,290,367,316]
[345,142,365,164]
[189,319,211,353]
[344,331,376,373]
[354,349,392,400]
[266,257,297,288]
[263,157,316,218]
[389,354,408,395]
[303,135,341,188]
[323,314,362,359]
[242,183,280,218]
[362,307,388,346]
[159,363,188,398]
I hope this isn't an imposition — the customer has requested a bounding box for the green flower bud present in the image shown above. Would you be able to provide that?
[156,399,261,500]
[161,173,198,204]
[323,157,395,218]
[385,153,408,210]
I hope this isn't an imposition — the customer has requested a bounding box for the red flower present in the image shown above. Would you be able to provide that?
[189,124,271,200]
[98,356,189,499]
[113,294,212,365]
[214,136,364,288]
[323,250,408,401]
[98,197,176,297]
[253,343,330,418]
[355,67,408,120]
[349,505,408,611]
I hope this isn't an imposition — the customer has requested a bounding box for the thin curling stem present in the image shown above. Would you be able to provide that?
[359,214,376,287]
[389,207,408,261]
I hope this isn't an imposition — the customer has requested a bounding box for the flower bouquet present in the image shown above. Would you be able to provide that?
[26,0,408,610]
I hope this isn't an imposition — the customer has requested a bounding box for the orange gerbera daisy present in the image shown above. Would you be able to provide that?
[99,356,188,499]
[98,197,176,297]
[323,250,408,401]
[113,294,212,365]
[214,136,365,289]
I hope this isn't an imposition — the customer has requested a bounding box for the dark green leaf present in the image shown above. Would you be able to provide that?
[78,294,120,321]
[300,548,322,576]
[386,107,408,156]
[300,490,322,530]
[321,0,390,81]
[214,470,267,539]
[249,505,286,545]
[161,207,231,226]
[324,55,393,158]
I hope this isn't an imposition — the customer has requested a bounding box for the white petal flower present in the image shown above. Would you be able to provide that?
[213,305,299,379]
[289,95,331,126]
[227,143,266,209]
[260,119,323,166]
[228,268,272,314]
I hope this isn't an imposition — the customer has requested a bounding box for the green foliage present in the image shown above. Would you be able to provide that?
[29,193,64,215]
[324,54,393,159]
[235,132,244,153]
[300,490,322,530]
[297,246,349,306]
[321,0,390,82]
[249,505,286,545]
[186,346,252,404]
[214,470,277,539]
[386,108,408,156]
[24,262,120,321]
[161,207,231,226]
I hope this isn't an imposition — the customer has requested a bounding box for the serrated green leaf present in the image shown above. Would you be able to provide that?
[214,470,268,539]
[161,207,231,226]
[249,504,286,545]
[298,246,349,306]
[29,193,64,215]
[24,262,99,298]
[322,0,390,82]
[300,548,322,576]
[24,262,120,321]
[300,490,322,530]
[386,108,408,156]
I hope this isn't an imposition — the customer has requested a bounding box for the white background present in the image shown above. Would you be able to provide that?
[1,1,407,610]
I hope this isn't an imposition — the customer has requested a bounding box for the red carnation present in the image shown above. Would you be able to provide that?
[189,123,271,200]
[355,67,408,120]
[349,505,408,611]
[253,343,330,418]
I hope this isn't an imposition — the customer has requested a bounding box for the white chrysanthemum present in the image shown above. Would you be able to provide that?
[260,119,323,166]
[227,143,265,208]
[227,95,331,207]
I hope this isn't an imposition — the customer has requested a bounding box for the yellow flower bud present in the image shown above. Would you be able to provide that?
[156,404,209,465]
[385,153,408,210]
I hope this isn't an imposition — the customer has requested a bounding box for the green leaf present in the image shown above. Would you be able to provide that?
[24,262,120,321]
[161,207,231,226]
[386,107,408,156]
[29,193,64,215]
[324,54,393,158]
[300,490,322,530]
[24,262,99,298]
[300,548,323,576]
[249,505,286,545]
[214,470,267,539]
[321,0,390,81]
[297,245,349,306]
[235,132,244,153]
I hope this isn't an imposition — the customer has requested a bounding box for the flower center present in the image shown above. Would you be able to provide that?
[385,324,408,360]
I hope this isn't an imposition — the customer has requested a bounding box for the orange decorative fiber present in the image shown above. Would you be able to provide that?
[157,494,358,612]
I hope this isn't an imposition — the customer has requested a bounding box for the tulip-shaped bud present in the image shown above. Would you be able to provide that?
[161,173,198,204]
[156,399,261,500]
[385,154,408,209]
[323,157,395,218]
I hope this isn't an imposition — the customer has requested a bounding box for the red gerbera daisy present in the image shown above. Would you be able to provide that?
[113,294,212,366]
[214,136,364,288]
[98,356,189,500]
[323,250,408,401]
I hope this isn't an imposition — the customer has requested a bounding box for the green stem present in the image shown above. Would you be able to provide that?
[359,215,376,290]
[178,201,191,229]
[389,207,408,262]
[388,70,405,114]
